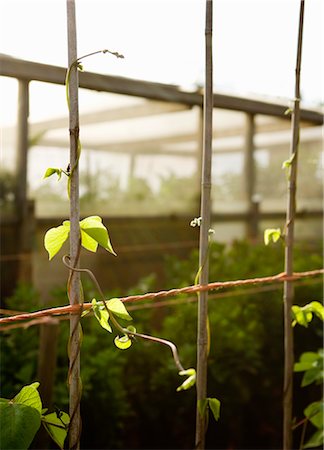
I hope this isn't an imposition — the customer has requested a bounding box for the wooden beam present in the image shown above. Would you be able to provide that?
[29,101,190,133]
[1,55,322,124]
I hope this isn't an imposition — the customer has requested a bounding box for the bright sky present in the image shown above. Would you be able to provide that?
[0,0,323,116]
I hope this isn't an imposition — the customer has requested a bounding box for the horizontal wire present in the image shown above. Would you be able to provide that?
[1,277,321,331]
[0,268,322,330]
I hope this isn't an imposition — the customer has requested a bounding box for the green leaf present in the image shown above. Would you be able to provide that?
[301,368,324,387]
[197,397,221,422]
[294,351,321,371]
[292,302,324,327]
[80,216,116,255]
[176,368,196,392]
[308,301,324,321]
[44,224,70,260]
[292,305,313,328]
[91,299,112,332]
[282,153,295,170]
[43,167,62,180]
[114,334,132,350]
[208,397,221,422]
[264,228,281,246]
[303,428,324,448]
[42,411,70,450]
[13,382,42,414]
[106,298,132,321]
[294,351,324,387]
[284,107,293,116]
[304,401,324,429]
[0,401,41,450]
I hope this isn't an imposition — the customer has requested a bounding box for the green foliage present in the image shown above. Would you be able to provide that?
[264,228,282,245]
[43,167,65,181]
[0,400,41,450]
[91,298,112,332]
[44,215,116,259]
[292,301,324,328]
[293,301,324,448]
[106,298,132,321]
[114,334,132,350]
[0,383,69,450]
[2,241,322,449]
[177,368,196,392]
[42,411,70,449]
[13,382,42,413]
[282,153,296,179]
[294,350,323,387]
[198,397,221,422]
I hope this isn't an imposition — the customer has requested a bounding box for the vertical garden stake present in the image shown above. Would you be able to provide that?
[283,1,305,449]
[195,1,213,448]
[66,1,82,448]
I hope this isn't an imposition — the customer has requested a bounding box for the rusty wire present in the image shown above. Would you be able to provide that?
[0,268,322,330]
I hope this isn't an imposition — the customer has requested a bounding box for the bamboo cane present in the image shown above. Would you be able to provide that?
[195,1,213,448]
[66,1,82,448]
[283,1,305,449]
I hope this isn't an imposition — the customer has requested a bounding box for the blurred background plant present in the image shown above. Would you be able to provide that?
[1,240,322,449]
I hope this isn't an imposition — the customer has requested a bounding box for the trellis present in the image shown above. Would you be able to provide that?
[0,0,323,449]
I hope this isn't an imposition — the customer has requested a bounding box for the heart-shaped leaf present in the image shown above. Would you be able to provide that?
[44,224,70,260]
[0,400,41,450]
[43,167,64,181]
[42,411,70,450]
[208,397,221,421]
[80,216,116,255]
[106,298,132,321]
[13,382,42,414]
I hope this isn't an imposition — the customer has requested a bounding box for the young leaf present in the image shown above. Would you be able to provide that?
[42,411,70,450]
[43,167,62,181]
[294,350,323,387]
[207,397,221,421]
[282,153,295,170]
[264,228,281,246]
[301,368,323,387]
[284,107,293,116]
[13,382,42,414]
[303,428,324,449]
[44,224,70,260]
[306,301,324,321]
[292,301,324,327]
[292,305,313,327]
[91,299,112,333]
[80,216,116,255]
[106,298,132,321]
[304,401,324,429]
[177,368,196,392]
[114,334,132,350]
[294,351,319,372]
